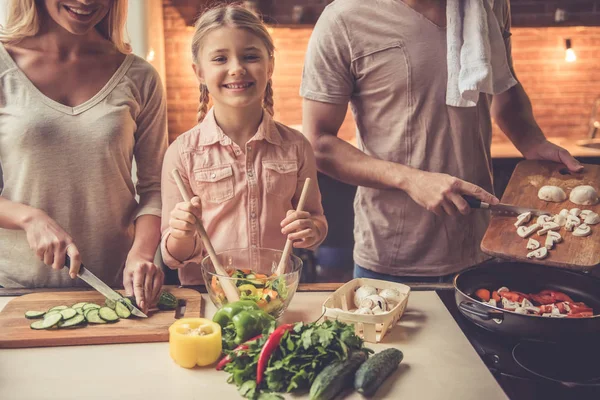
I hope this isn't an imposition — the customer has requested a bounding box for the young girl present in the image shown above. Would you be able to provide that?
[161,5,328,285]
[0,0,167,312]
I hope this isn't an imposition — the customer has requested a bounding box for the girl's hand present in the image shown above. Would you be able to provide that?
[22,210,82,278]
[123,253,164,314]
[280,210,320,248]
[168,196,202,239]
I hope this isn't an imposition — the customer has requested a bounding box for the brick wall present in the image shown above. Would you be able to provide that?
[163,0,600,145]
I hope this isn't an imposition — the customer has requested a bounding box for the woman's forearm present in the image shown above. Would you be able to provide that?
[0,197,43,230]
[129,215,161,261]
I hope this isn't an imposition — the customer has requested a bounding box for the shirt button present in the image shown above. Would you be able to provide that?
[248,171,253,178]
[251,212,256,218]
[251,244,257,249]
[210,173,216,179]
[247,146,252,151]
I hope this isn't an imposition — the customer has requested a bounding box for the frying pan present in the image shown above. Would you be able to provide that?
[454,263,600,342]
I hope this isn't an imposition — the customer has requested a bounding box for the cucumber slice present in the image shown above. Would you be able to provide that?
[82,303,101,310]
[71,302,88,309]
[85,308,106,324]
[105,298,116,310]
[83,307,98,319]
[58,314,86,328]
[115,301,131,319]
[30,320,48,330]
[98,307,119,322]
[24,310,46,319]
[75,308,84,315]
[44,310,62,318]
[38,313,62,329]
[60,308,77,320]
[48,305,68,312]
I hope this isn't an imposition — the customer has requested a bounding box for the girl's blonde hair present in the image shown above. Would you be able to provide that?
[192,4,275,123]
[0,0,131,54]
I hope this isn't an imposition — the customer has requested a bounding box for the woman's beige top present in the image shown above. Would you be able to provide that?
[300,0,512,276]
[0,43,167,288]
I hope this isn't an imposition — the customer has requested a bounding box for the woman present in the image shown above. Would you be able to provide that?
[0,0,167,313]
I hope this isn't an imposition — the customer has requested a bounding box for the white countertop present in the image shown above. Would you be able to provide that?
[0,291,508,400]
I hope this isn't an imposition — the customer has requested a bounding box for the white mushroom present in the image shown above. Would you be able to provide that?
[378,288,403,306]
[487,299,497,307]
[502,297,518,310]
[514,212,532,227]
[569,185,599,206]
[497,287,510,294]
[565,215,581,232]
[536,215,553,225]
[527,247,549,260]
[514,307,528,315]
[538,186,567,203]
[569,208,582,217]
[372,305,386,315]
[545,231,562,249]
[358,298,375,309]
[354,285,377,308]
[573,224,592,237]
[521,298,534,308]
[526,238,540,250]
[584,212,600,225]
[580,210,593,219]
[559,209,570,217]
[364,294,387,312]
[355,307,374,315]
[517,224,541,238]
[552,214,567,227]
[538,222,560,235]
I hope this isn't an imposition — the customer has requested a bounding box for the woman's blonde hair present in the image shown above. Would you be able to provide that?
[192,4,275,123]
[0,0,131,53]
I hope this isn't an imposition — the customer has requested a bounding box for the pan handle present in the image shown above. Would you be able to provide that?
[459,301,505,321]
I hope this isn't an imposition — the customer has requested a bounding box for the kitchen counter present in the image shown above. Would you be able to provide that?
[0,290,507,400]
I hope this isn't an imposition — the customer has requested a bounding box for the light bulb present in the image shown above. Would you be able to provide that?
[146,48,155,62]
[565,48,576,62]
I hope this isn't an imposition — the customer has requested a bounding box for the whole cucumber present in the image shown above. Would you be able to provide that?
[310,351,368,400]
[354,348,403,397]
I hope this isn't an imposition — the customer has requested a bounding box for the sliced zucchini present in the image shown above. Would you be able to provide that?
[98,307,119,322]
[82,303,101,311]
[71,302,88,309]
[48,305,68,312]
[58,314,86,328]
[85,308,106,324]
[60,308,77,320]
[115,301,131,319]
[24,310,46,319]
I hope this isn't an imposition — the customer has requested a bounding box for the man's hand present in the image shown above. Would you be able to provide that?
[520,139,583,172]
[123,253,164,314]
[404,170,499,216]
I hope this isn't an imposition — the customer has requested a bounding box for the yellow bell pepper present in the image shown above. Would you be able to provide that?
[169,318,222,368]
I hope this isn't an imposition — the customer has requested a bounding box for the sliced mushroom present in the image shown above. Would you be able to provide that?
[545,231,562,249]
[552,214,567,227]
[517,224,541,238]
[354,285,377,308]
[527,247,549,260]
[487,299,497,307]
[573,224,592,237]
[514,212,532,227]
[580,210,593,219]
[378,288,402,306]
[536,215,552,225]
[569,185,599,206]
[497,286,510,294]
[565,215,582,232]
[364,294,387,311]
[521,298,534,308]
[569,208,582,217]
[584,212,600,225]
[358,298,375,309]
[538,186,567,203]
[526,238,540,250]
[514,307,528,315]
[538,222,560,235]
[559,209,570,217]
[372,305,386,315]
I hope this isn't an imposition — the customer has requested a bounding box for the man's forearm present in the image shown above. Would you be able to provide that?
[129,215,161,261]
[311,133,414,191]
[492,83,546,153]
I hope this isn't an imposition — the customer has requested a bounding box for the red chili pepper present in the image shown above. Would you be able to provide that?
[215,334,264,371]
[256,323,294,385]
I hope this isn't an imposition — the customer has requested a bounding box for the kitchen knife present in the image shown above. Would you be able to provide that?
[65,255,147,318]
[462,195,550,217]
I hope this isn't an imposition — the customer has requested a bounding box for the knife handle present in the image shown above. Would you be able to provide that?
[462,195,489,209]
[64,254,85,273]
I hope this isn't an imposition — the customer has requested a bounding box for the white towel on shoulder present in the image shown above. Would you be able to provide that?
[446,0,517,107]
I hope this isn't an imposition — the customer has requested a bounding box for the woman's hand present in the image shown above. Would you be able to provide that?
[123,252,164,314]
[280,210,321,248]
[168,196,202,239]
[404,170,499,217]
[22,209,81,278]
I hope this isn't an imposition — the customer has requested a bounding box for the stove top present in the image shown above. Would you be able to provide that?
[437,290,600,400]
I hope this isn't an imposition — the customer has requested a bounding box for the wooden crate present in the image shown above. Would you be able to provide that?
[322,278,410,343]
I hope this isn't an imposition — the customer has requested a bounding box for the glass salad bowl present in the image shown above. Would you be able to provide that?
[201,248,302,319]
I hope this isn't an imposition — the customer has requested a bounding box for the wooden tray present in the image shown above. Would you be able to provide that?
[481,160,600,270]
[0,288,201,348]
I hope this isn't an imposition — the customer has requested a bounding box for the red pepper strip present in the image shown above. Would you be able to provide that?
[567,311,593,318]
[215,334,264,371]
[491,291,501,302]
[500,291,521,302]
[256,324,294,385]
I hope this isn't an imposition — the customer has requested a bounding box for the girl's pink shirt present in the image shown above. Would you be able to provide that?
[160,108,328,285]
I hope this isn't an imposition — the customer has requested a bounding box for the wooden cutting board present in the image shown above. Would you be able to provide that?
[0,288,202,348]
[481,160,600,270]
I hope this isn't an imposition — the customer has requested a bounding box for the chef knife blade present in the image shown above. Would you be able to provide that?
[65,255,147,318]
[462,195,550,217]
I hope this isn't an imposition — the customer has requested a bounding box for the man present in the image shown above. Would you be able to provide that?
[300,0,582,282]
